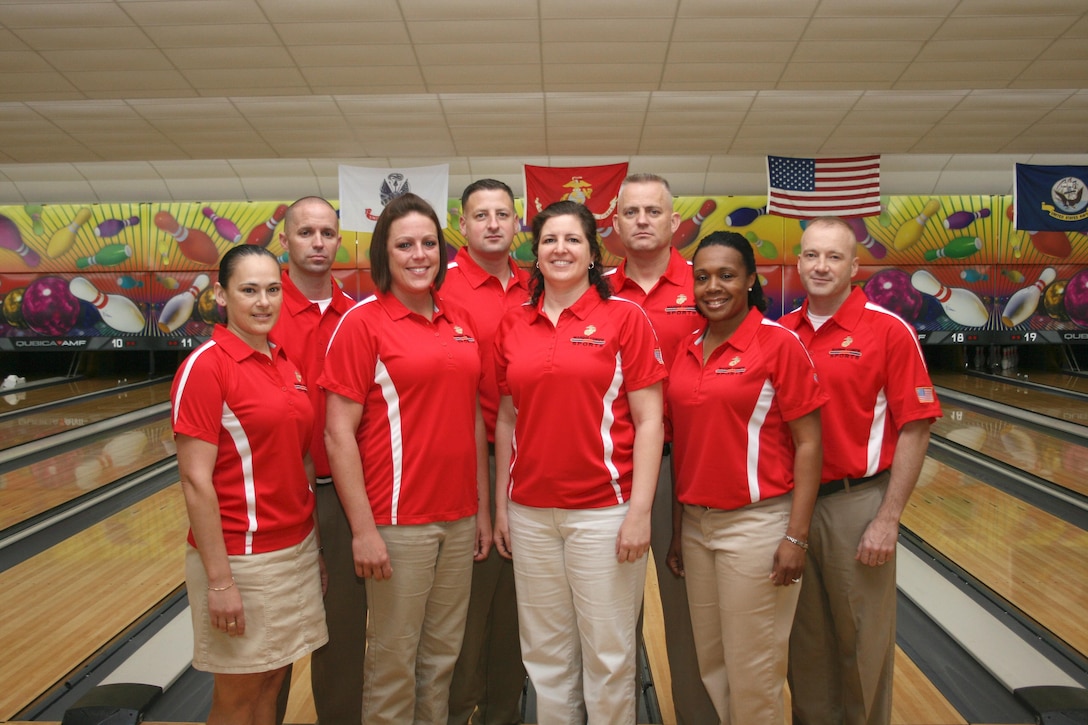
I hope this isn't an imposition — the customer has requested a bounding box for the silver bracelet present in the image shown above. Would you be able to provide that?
[783,534,809,551]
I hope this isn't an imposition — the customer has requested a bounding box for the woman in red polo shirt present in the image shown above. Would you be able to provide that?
[665,231,825,724]
[492,200,666,724]
[172,245,327,725]
[321,193,489,725]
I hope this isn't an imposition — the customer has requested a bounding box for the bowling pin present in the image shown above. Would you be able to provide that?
[75,243,132,269]
[0,214,41,267]
[923,236,982,262]
[158,273,210,333]
[154,211,220,265]
[246,204,288,247]
[960,270,988,283]
[46,207,92,258]
[94,216,140,238]
[846,217,887,259]
[910,270,989,327]
[744,231,778,259]
[69,276,146,333]
[1001,269,1025,284]
[1001,267,1056,327]
[203,206,243,244]
[672,199,716,248]
[725,205,766,227]
[117,275,143,289]
[1027,230,1072,258]
[943,208,990,230]
[24,204,44,235]
[893,199,941,251]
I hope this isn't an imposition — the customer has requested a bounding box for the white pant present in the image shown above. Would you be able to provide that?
[508,501,646,725]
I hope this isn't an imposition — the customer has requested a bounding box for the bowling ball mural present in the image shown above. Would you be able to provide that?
[196,285,222,325]
[864,269,923,322]
[3,287,27,328]
[1064,269,1088,328]
[22,276,79,336]
[1043,280,1070,321]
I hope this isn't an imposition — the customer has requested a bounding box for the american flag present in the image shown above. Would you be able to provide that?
[766,155,881,219]
[916,386,935,404]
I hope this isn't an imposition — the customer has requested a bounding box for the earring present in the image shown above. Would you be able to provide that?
[535,261,540,269]
[748,287,752,291]
[589,262,595,270]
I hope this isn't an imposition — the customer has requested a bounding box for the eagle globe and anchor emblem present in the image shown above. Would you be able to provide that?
[365,173,412,221]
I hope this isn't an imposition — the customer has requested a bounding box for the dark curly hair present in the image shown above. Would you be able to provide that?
[528,200,611,305]
[692,231,767,313]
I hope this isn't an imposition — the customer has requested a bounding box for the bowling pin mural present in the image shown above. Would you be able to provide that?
[910,270,989,327]
[24,204,44,235]
[94,216,140,238]
[960,269,988,283]
[1027,230,1072,258]
[154,211,220,265]
[744,231,778,260]
[47,207,92,258]
[158,273,210,333]
[246,204,288,247]
[943,208,990,230]
[0,214,41,267]
[75,243,133,269]
[724,205,767,227]
[673,199,716,249]
[845,217,887,259]
[893,199,941,251]
[203,206,243,244]
[1001,267,1056,327]
[69,277,146,333]
[923,236,983,262]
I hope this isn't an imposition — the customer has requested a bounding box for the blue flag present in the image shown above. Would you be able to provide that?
[1014,163,1088,231]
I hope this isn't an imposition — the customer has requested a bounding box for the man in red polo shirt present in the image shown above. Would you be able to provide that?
[606,173,715,725]
[272,196,364,725]
[444,179,530,725]
[780,216,941,725]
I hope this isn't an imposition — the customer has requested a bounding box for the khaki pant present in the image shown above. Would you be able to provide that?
[363,516,476,725]
[682,496,799,725]
[788,477,896,725]
[508,501,646,725]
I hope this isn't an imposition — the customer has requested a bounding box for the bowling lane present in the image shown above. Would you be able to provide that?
[1010,370,1088,395]
[0,486,187,721]
[0,378,124,415]
[0,380,172,451]
[902,457,1088,659]
[934,403,1088,499]
[0,418,175,532]
[931,371,1088,429]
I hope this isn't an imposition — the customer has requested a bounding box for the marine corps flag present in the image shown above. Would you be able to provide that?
[523,162,628,228]
[338,163,449,232]
[1014,163,1088,232]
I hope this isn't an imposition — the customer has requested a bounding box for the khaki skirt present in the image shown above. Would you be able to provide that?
[186,530,328,674]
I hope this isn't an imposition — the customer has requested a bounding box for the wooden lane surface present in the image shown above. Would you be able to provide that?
[930,372,1088,429]
[0,418,176,532]
[902,457,1088,659]
[0,381,172,451]
[1001,370,1088,395]
[934,403,1088,498]
[0,377,122,415]
[0,485,188,720]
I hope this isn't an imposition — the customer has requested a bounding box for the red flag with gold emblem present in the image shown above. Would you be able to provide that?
[523,163,629,228]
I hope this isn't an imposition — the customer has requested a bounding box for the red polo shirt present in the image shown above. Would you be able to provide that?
[495,288,667,509]
[272,270,356,479]
[319,291,481,525]
[604,247,701,368]
[668,307,827,510]
[171,325,315,555]
[779,286,941,483]
[442,248,530,441]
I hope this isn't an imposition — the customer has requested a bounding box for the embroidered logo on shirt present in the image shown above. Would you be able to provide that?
[452,325,477,343]
[571,324,605,346]
[665,294,699,315]
[916,386,935,403]
[715,356,746,374]
[294,370,308,392]
[829,337,861,360]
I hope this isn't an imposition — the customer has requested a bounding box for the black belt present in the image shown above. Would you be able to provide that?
[315,476,334,486]
[818,470,887,497]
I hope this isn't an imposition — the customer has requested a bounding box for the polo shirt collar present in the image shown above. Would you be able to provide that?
[281,269,354,317]
[452,247,527,291]
[692,306,762,356]
[212,324,288,363]
[612,247,689,290]
[792,284,867,334]
[532,285,603,324]
[377,289,443,322]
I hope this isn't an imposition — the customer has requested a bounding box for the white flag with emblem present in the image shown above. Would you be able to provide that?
[338,163,450,232]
